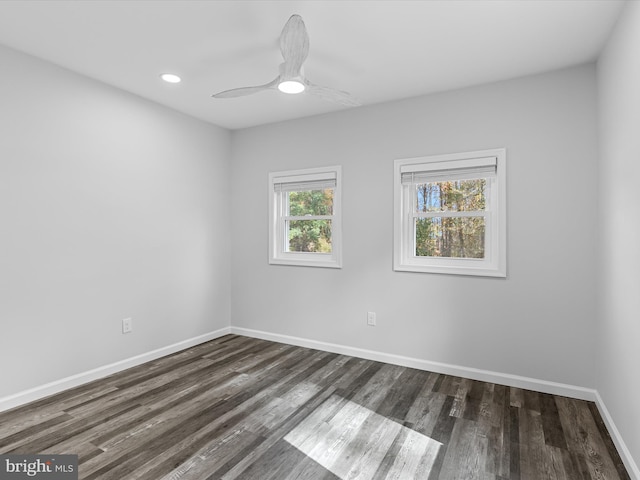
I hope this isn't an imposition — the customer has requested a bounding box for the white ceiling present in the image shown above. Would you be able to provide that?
[0,0,625,130]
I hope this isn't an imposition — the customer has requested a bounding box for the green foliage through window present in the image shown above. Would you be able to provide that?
[287,189,333,253]
[415,217,485,258]
[414,179,486,258]
[416,179,486,212]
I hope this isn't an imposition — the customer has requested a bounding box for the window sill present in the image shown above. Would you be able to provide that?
[393,261,505,277]
[269,257,342,269]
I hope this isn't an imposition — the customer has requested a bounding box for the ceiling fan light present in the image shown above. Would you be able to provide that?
[160,73,181,84]
[278,80,305,94]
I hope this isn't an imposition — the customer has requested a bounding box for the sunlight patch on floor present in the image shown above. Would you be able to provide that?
[284,394,442,479]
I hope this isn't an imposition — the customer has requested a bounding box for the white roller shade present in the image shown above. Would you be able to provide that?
[273,171,337,192]
[401,156,497,184]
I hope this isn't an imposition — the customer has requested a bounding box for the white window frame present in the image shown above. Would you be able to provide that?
[394,149,506,277]
[269,165,342,268]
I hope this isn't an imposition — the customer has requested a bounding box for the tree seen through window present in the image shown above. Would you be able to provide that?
[415,179,486,258]
[287,189,333,253]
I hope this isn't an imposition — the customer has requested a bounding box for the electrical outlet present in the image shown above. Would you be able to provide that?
[367,311,376,326]
[122,317,133,334]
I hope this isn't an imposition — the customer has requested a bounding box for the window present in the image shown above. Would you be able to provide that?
[394,149,506,277]
[269,166,342,268]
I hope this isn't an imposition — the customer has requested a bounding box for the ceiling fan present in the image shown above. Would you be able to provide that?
[212,14,360,107]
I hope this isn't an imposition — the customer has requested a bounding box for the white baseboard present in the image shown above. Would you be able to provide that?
[231,326,597,400]
[594,391,640,480]
[0,327,231,413]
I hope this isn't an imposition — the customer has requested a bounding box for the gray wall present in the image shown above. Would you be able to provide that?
[231,64,599,389]
[0,45,232,397]
[597,0,640,471]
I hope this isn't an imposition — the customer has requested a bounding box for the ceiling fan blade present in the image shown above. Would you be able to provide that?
[304,81,361,107]
[212,15,360,108]
[212,77,279,98]
[279,14,309,78]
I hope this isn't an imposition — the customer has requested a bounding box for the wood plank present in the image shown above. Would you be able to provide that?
[540,394,568,450]
[556,397,624,480]
[587,402,632,480]
[438,416,488,480]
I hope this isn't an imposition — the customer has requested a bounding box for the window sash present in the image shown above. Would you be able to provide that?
[410,215,491,259]
[409,175,493,217]
[406,186,491,259]
[284,215,333,221]
[412,211,488,219]
[282,185,335,217]
[276,192,337,256]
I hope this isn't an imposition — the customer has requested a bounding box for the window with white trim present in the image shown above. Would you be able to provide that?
[269,166,342,268]
[394,149,506,277]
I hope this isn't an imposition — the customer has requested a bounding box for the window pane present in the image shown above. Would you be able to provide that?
[415,179,486,213]
[415,217,485,258]
[287,219,332,253]
[288,189,333,216]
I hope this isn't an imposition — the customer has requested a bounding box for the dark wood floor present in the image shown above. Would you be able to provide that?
[0,335,630,479]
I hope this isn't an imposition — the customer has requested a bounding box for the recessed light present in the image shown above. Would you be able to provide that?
[160,73,181,84]
[278,80,305,94]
